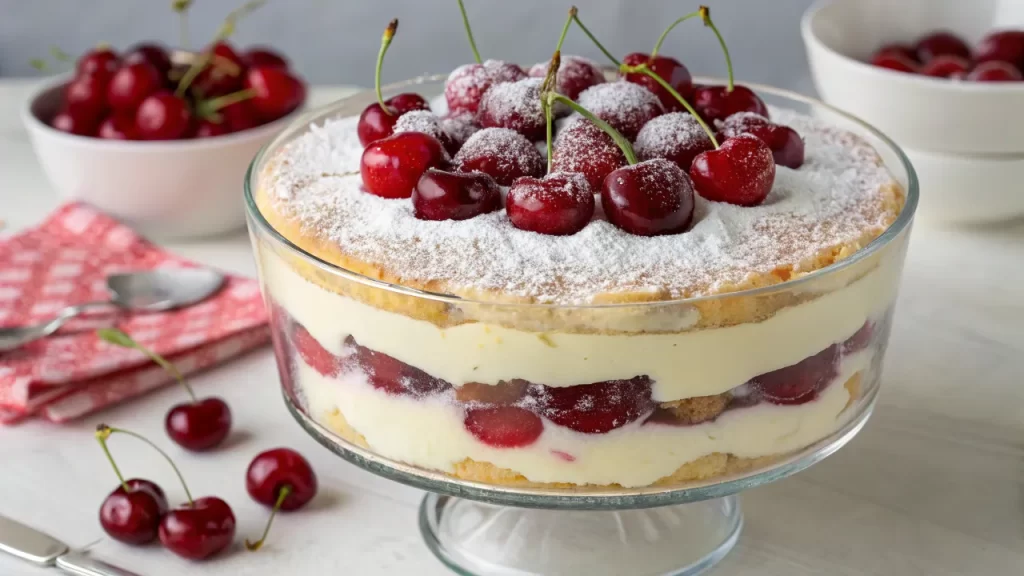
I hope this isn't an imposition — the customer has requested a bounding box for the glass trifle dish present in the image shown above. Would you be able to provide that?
[244,9,917,575]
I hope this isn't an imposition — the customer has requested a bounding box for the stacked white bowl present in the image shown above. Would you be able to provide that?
[802,0,1024,224]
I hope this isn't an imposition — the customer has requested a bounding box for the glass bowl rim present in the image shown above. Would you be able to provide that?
[243,74,919,311]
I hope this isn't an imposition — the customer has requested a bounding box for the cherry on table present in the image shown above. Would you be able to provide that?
[551,119,627,190]
[412,168,501,221]
[920,55,971,79]
[914,31,971,63]
[690,133,775,206]
[634,112,715,171]
[620,52,694,112]
[244,47,289,70]
[361,131,448,199]
[244,66,306,122]
[601,158,695,236]
[99,478,168,545]
[477,77,546,141]
[165,397,232,451]
[244,448,318,551]
[159,496,236,560]
[528,54,605,102]
[107,61,163,112]
[576,81,664,141]
[444,59,527,114]
[692,85,768,124]
[135,92,192,140]
[51,108,98,136]
[506,172,595,236]
[98,114,137,140]
[464,406,544,448]
[967,60,1023,82]
[975,30,1024,68]
[123,43,172,78]
[356,93,430,146]
[76,47,119,80]
[453,127,544,186]
[718,112,804,169]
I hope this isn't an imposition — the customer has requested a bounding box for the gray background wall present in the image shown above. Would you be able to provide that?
[0,0,817,93]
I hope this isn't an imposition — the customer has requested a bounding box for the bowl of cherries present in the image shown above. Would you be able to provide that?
[22,40,306,239]
[803,0,1024,223]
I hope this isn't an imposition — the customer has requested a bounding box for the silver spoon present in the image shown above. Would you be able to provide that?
[0,268,225,352]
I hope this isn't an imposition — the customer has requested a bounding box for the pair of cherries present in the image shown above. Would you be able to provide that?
[871,29,1024,81]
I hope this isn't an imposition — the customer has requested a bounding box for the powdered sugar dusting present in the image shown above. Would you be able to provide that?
[478,77,545,137]
[393,110,445,140]
[574,81,664,139]
[635,112,713,161]
[262,106,903,304]
[453,127,544,186]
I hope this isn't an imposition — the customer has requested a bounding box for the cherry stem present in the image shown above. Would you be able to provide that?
[572,11,620,67]
[95,431,129,493]
[700,6,734,92]
[649,10,701,59]
[549,92,637,165]
[97,424,194,507]
[375,19,399,115]
[96,328,197,403]
[172,0,193,49]
[621,63,719,148]
[197,88,255,122]
[555,7,576,54]
[176,0,264,97]
[245,485,292,551]
[542,51,562,172]
[456,0,482,64]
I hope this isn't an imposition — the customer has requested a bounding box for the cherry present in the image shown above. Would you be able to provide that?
[551,119,627,190]
[194,119,230,138]
[99,478,168,545]
[344,336,450,397]
[455,380,529,405]
[221,99,259,132]
[107,61,163,112]
[718,112,804,169]
[64,74,109,117]
[871,53,918,74]
[477,77,546,140]
[97,114,137,140]
[914,31,971,63]
[751,344,840,405]
[842,321,874,355]
[975,30,1024,68]
[159,497,236,560]
[244,448,318,551]
[244,66,306,122]
[690,134,775,206]
[576,81,664,141]
[440,112,481,151]
[166,397,232,451]
[453,127,544,186]
[634,112,714,171]
[413,168,501,221]
[193,41,245,97]
[76,47,119,80]
[967,60,1023,82]
[528,54,605,101]
[393,110,457,154]
[51,108,98,136]
[123,43,172,79]
[464,406,543,448]
[291,323,340,377]
[244,47,289,70]
[535,377,654,434]
[357,94,430,147]
[692,85,768,124]
[920,55,970,79]
[445,60,527,114]
[620,53,694,112]
[873,44,918,63]
[135,92,192,140]
[601,158,695,236]
[506,172,594,236]
[360,131,447,199]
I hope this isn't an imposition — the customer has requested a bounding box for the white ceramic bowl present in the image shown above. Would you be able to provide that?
[23,75,300,240]
[802,0,1024,156]
[902,148,1024,224]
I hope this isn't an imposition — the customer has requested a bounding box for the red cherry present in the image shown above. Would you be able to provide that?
[692,85,768,124]
[412,168,501,221]
[751,344,840,405]
[870,53,919,74]
[453,127,544,186]
[440,112,481,152]
[975,30,1024,68]
[99,478,168,545]
[920,55,970,79]
[246,448,318,510]
[576,81,664,141]
[220,99,259,132]
[135,92,192,140]
[842,321,874,355]
[159,496,236,560]
[477,78,546,141]
[601,158,695,236]
[506,172,594,236]
[873,44,918,63]
[551,119,627,190]
[165,397,232,451]
[107,61,162,112]
[914,31,971,63]
[123,43,172,78]
[194,119,230,138]
[244,66,306,122]
[360,131,447,199]
[718,112,804,169]
[244,47,289,70]
[455,380,529,405]
[464,406,543,448]
[690,134,776,206]
[97,114,137,140]
[76,47,119,80]
[344,336,450,397]
[536,377,653,434]
[64,74,109,117]
[967,60,1023,82]
[445,59,527,114]
[528,54,605,101]
[620,53,694,112]
[356,93,430,146]
[393,110,458,154]
[193,42,245,97]
[51,108,98,136]
[634,112,714,171]
[291,323,339,377]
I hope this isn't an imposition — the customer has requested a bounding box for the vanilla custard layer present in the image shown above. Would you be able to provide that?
[296,350,870,488]
[262,249,898,402]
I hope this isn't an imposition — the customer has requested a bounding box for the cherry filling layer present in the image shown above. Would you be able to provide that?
[271,306,877,449]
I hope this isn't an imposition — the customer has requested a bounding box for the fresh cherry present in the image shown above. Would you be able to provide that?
[51,108,98,136]
[535,377,654,434]
[873,44,918,63]
[193,41,245,97]
[123,43,172,79]
[97,114,137,140]
[620,53,694,112]
[244,448,318,551]
[453,127,544,186]
[413,168,501,221]
[393,110,457,154]
[477,77,546,140]
[99,478,168,545]
[464,406,543,448]
[361,131,447,199]
[692,85,769,124]
[76,47,119,80]
[440,112,481,151]
[576,81,664,141]
[244,47,289,70]
[506,172,594,236]
[967,60,1023,82]
[64,74,109,117]
[634,112,714,171]
[107,61,163,112]
[975,30,1024,68]
[159,497,236,560]
[914,31,971,63]
[920,55,970,79]
[221,99,259,132]
[751,344,840,405]
[195,119,230,138]
[551,119,627,190]
[165,397,232,452]
[871,53,918,74]
[718,112,804,169]
[601,158,695,236]
[135,92,192,140]
[356,93,430,146]
[445,60,527,114]
[528,54,605,101]
[690,134,776,206]
[244,66,306,122]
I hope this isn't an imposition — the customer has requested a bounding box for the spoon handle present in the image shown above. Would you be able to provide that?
[0,301,116,351]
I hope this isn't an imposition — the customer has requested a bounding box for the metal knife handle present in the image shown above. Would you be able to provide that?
[0,514,68,565]
[56,551,142,576]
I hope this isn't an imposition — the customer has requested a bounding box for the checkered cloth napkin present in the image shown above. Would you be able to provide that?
[0,203,269,424]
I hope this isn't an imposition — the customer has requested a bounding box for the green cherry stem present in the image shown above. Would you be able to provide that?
[176,0,265,97]
[549,93,637,165]
[95,428,129,493]
[554,7,576,54]
[571,10,620,67]
[196,88,256,122]
[375,19,399,115]
[649,10,702,59]
[172,0,194,49]
[96,424,194,506]
[96,328,197,403]
[623,64,719,148]
[245,485,292,551]
[542,51,562,172]
[700,5,734,92]
[456,0,482,64]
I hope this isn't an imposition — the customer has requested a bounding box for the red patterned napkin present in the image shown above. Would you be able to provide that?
[0,203,269,424]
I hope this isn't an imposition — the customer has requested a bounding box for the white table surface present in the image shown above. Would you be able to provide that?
[1,79,1023,576]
